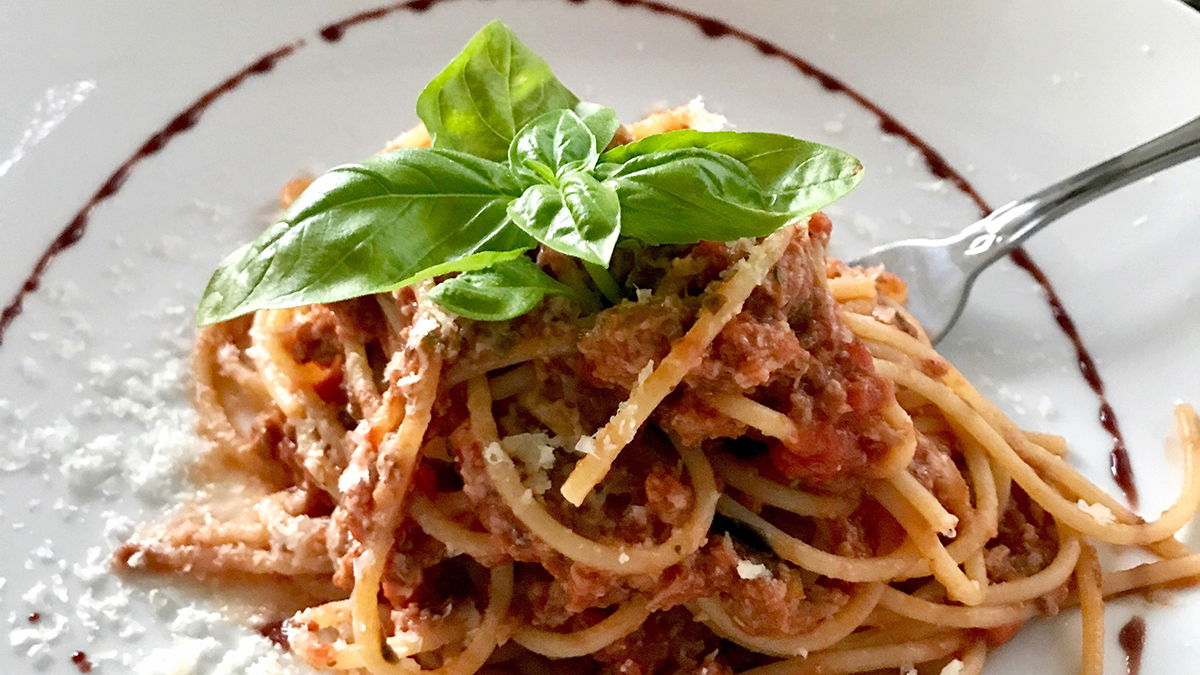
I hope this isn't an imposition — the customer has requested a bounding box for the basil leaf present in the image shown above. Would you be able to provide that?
[416,20,580,162]
[428,256,576,321]
[600,130,863,215]
[509,109,598,178]
[196,148,533,325]
[574,102,620,151]
[507,170,621,266]
[603,148,789,245]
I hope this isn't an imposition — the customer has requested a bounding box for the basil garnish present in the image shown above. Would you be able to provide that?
[427,256,584,321]
[599,129,864,216]
[509,109,600,180]
[601,148,790,245]
[197,149,531,323]
[416,20,579,162]
[197,20,864,326]
[508,170,620,266]
[573,102,620,152]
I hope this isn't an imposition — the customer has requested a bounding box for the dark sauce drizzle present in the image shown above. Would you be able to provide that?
[0,40,304,347]
[1009,248,1137,506]
[70,650,94,673]
[257,618,290,650]
[1119,615,1146,675]
[0,0,1134,506]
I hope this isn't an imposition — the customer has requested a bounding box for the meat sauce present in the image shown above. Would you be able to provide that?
[578,219,897,484]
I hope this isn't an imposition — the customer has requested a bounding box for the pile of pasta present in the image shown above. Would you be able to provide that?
[118,107,1200,675]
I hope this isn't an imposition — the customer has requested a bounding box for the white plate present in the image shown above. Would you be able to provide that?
[2,1,1198,672]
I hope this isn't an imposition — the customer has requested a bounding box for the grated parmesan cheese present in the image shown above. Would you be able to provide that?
[680,96,727,131]
[501,433,559,472]
[636,360,655,386]
[337,460,370,494]
[483,442,506,465]
[736,560,771,580]
[871,305,897,323]
[499,433,565,495]
[575,435,597,456]
[1,288,308,673]
[1077,499,1116,526]
[939,658,964,675]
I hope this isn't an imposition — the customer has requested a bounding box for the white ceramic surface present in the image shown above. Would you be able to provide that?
[1,1,1198,672]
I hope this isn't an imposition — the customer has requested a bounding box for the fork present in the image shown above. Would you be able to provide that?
[848,114,1200,344]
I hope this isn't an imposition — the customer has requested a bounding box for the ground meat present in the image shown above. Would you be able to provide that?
[437,213,908,663]
[594,607,729,675]
[644,471,693,527]
[327,296,388,344]
[326,506,356,590]
[247,411,301,487]
[661,391,748,448]
[536,247,593,300]
[720,567,849,637]
[817,513,874,559]
[578,296,688,390]
[909,434,972,518]
[573,219,901,486]
[380,523,449,608]
[687,316,807,391]
[981,620,1026,648]
[645,538,739,611]
[985,487,1068,613]
[986,487,1059,581]
[287,307,342,366]
[452,420,763,619]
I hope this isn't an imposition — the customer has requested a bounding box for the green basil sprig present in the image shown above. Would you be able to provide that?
[196,20,864,326]
[416,20,580,162]
[428,256,588,321]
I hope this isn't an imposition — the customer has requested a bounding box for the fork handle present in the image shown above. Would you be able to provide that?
[956,114,1200,268]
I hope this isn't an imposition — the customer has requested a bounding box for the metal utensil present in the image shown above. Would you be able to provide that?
[848,114,1200,344]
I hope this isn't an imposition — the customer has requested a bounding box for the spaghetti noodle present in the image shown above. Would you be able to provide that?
[116,105,1200,674]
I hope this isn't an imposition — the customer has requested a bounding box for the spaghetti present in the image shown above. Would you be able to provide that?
[117,105,1200,674]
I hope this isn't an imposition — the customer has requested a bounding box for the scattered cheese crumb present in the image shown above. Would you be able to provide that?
[501,433,562,495]
[502,433,559,472]
[1,294,309,673]
[736,560,771,580]
[1036,395,1057,419]
[940,659,964,675]
[575,435,597,456]
[618,551,630,565]
[871,305,897,323]
[19,356,43,383]
[483,442,506,465]
[636,360,655,386]
[681,96,727,131]
[337,460,370,494]
[1077,499,1116,526]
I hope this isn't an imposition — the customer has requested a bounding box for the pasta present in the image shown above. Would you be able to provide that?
[116,105,1200,674]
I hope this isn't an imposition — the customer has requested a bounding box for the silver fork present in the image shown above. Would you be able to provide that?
[848,114,1200,344]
